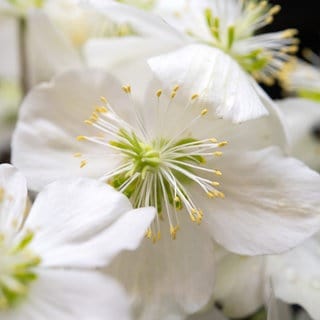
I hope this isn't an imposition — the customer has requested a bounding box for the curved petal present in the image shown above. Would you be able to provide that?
[213,253,265,318]
[106,216,215,320]
[148,44,269,123]
[1,269,131,320]
[276,98,320,171]
[0,164,28,233]
[197,147,320,255]
[26,10,82,88]
[25,177,155,268]
[267,237,320,320]
[12,68,131,192]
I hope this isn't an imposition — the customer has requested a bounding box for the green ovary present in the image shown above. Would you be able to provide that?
[108,130,204,213]
[0,231,41,310]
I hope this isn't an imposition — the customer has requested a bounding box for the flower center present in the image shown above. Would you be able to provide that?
[0,188,40,310]
[76,86,227,241]
[187,1,298,85]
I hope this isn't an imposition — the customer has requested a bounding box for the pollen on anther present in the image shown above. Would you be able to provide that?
[77,135,87,141]
[100,96,108,103]
[173,84,180,92]
[122,85,131,94]
[95,106,108,113]
[218,141,228,147]
[191,93,199,100]
[84,120,94,125]
[213,151,223,156]
[201,108,208,116]
[170,225,179,240]
[73,153,82,158]
[80,160,87,168]
[213,169,222,176]
[156,89,162,97]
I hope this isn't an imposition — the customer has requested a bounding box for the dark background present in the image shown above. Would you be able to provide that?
[261,0,320,99]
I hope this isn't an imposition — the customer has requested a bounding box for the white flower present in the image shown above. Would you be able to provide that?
[208,98,320,320]
[9,67,320,318]
[84,0,296,123]
[0,163,155,319]
[1,0,165,88]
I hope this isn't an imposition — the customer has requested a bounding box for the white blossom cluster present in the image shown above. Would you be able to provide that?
[0,1,320,320]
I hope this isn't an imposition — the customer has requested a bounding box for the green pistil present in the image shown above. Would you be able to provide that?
[109,130,205,213]
[0,231,41,310]
[203,9,269,73]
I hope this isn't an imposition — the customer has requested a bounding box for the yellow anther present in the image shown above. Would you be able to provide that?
[259,1,267,8]
[207,192,215,198]
[210,138,218,143]
[213,169,222,176]
[156,89,162,97]
[174,196,180,203]
[157,231,161,241]
[80,160,87,168]
[122,85,131,94]
[84,120,94,125]
[100,96,108,103]
[201,108,208,116]
[217,192,225,198]
[213,151,223,156]
[211,181,220,186]
[269,4,281,15]
[77,135,87,141]
[170,91,177,99]
[73,153,82,158]
[265,16,273,24]
[280,46,298,53]
[281,29,298,38]
[170,225,179,240]
[218,141,228,147]
[173,84,180,92]
[145,228,152,239]
[191,93,199,100]
[95,106,108,113]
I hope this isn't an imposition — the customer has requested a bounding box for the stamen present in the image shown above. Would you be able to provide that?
[76,86,226,240]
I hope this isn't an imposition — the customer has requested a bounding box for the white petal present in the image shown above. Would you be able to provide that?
[0,164,28,232]
[12,68,130,192]
[106,216,215,320]
[199,147,320,255]
[213,253,265,318]
[276,98,320,171]
[267,295,293,320]
[25,177,155,267]
[267,236,320,320]
[148,44,269,123]
[0,269,131,320]
[25,10,82,88]
[82,0,187,42]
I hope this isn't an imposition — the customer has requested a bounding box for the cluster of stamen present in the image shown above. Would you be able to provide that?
[199,0,298,85]
[76,86,227,242]
[0,188,40,310]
